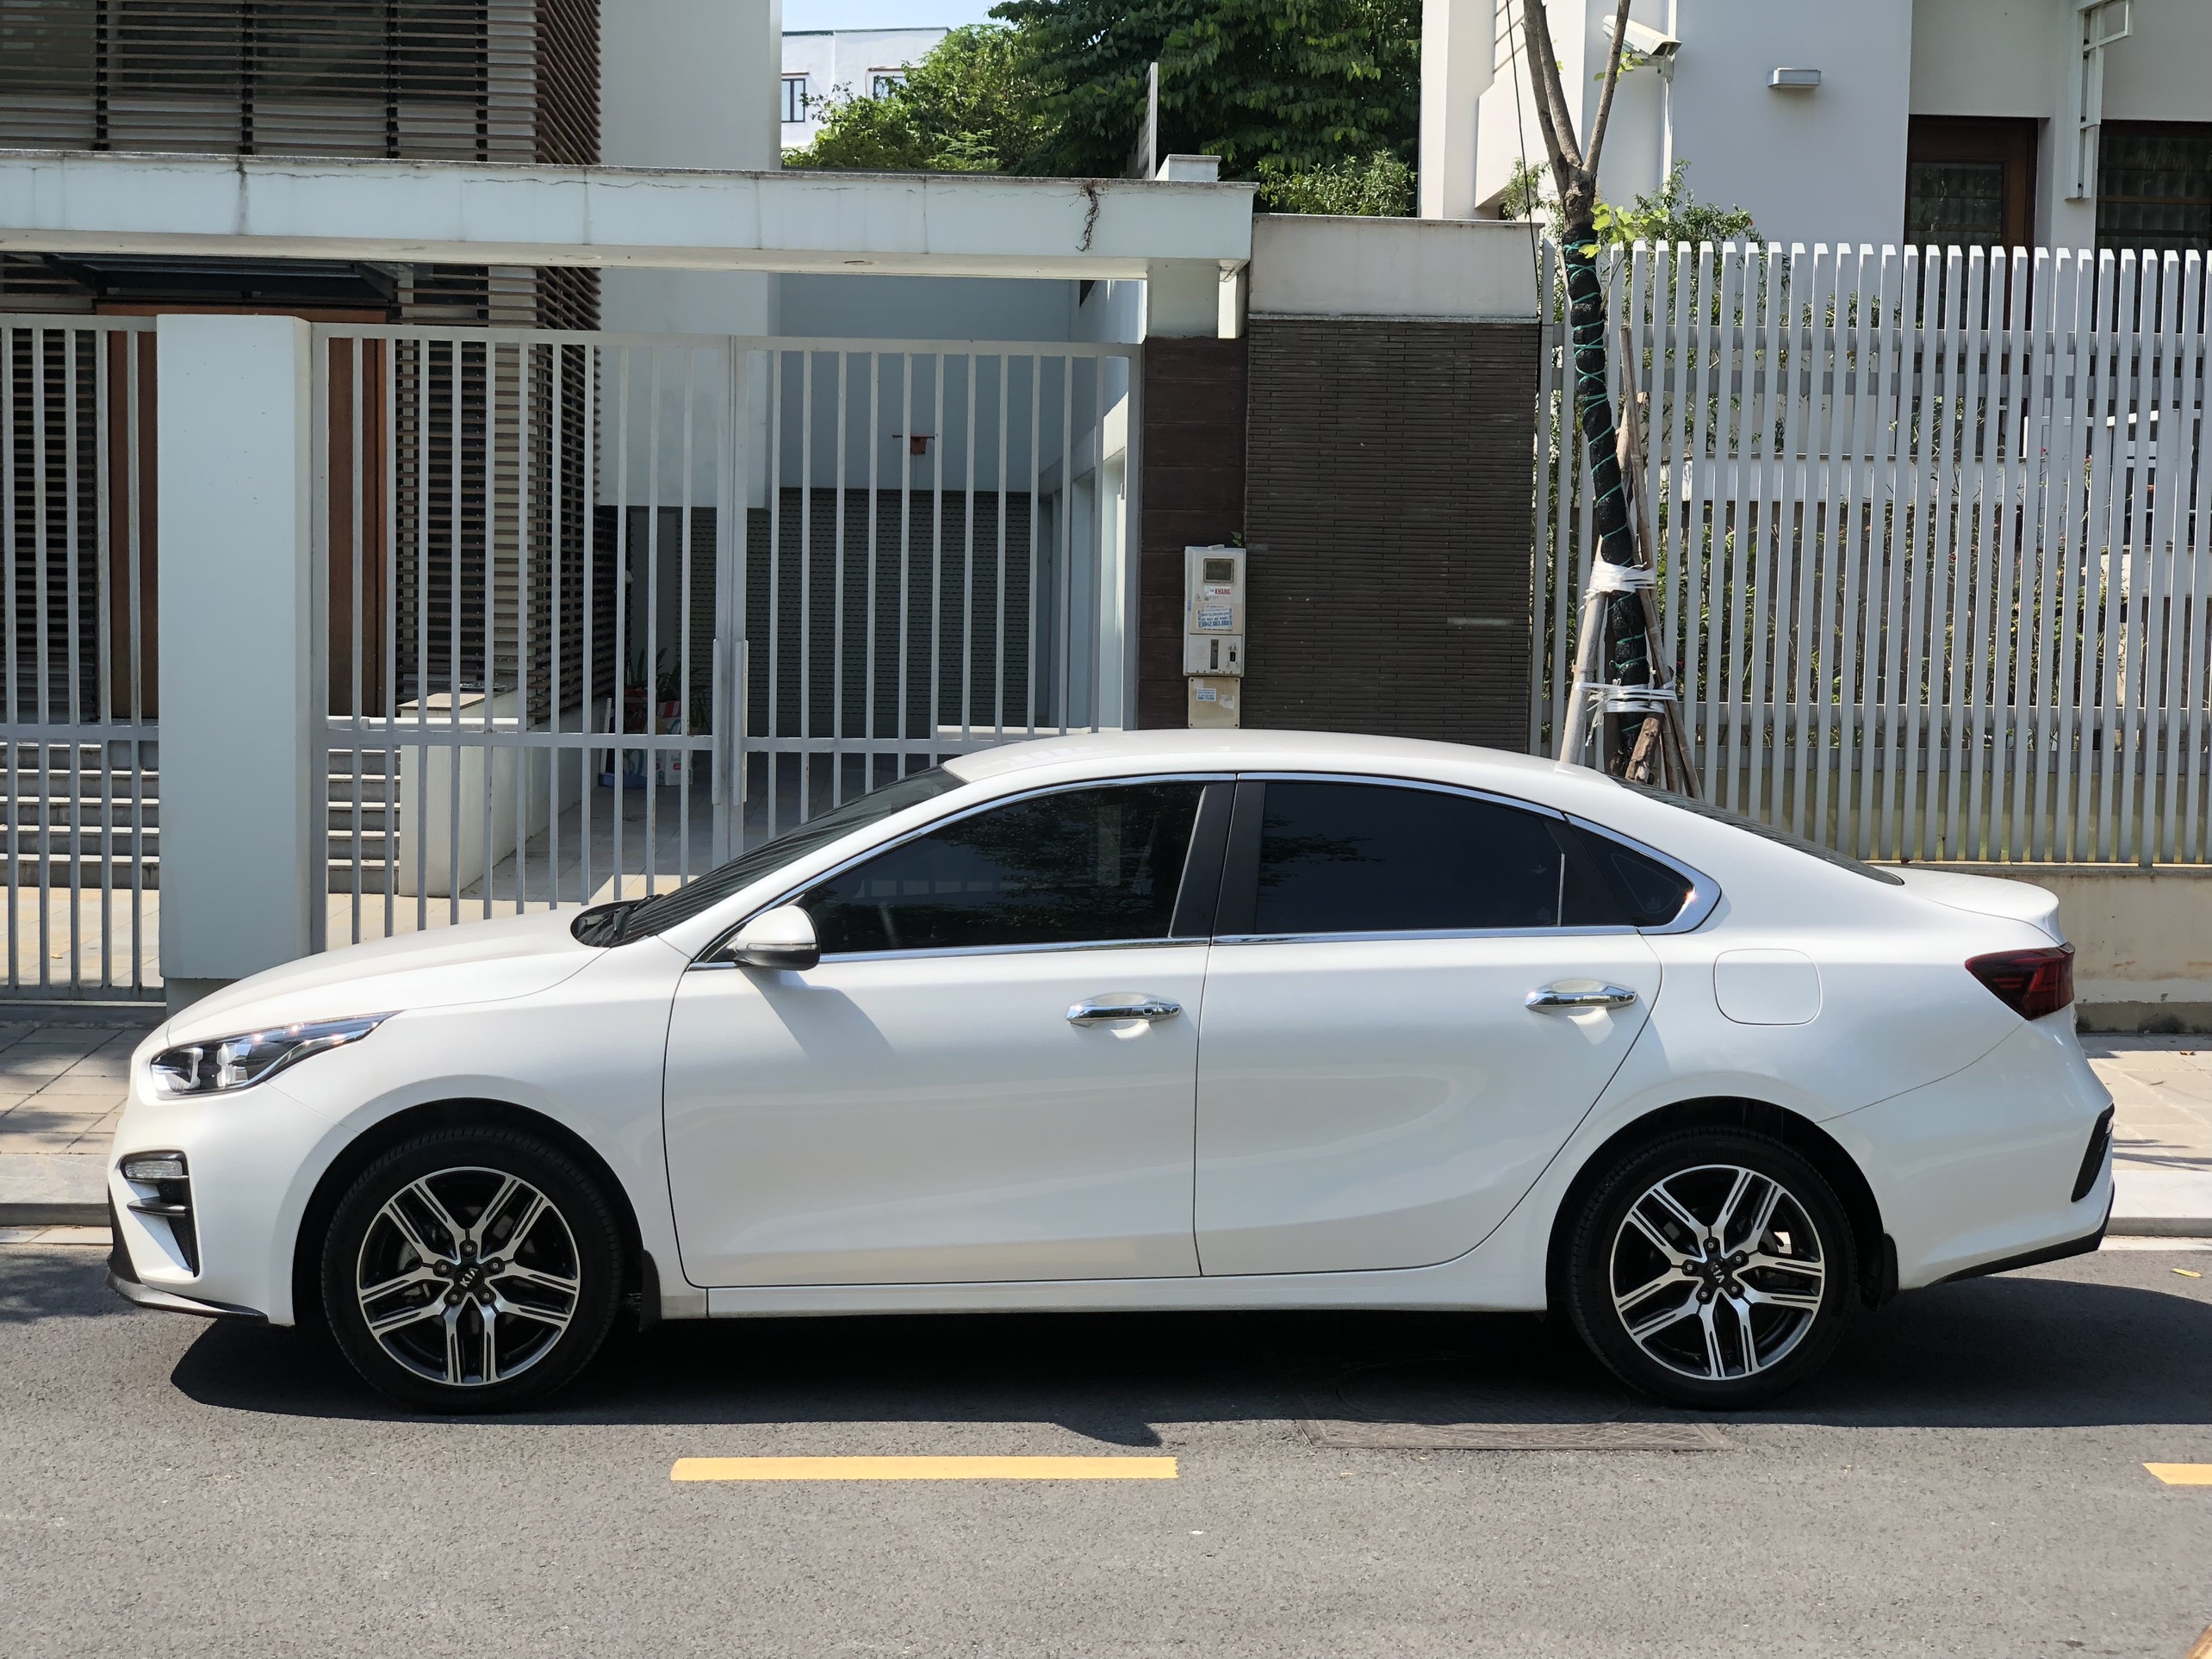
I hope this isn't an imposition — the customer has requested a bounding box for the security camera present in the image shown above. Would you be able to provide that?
[1602,17,1681,61]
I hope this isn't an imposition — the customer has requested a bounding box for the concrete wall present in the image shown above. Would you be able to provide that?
[1932,865,2212,1032]
[1249,214,1541,320]
[777,274,1077,342]
[600,0,781,338]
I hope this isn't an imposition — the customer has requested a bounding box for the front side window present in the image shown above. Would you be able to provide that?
[803,781,1205,956]
[1249,781,1612,935]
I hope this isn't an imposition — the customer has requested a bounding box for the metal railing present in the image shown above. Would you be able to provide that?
[1536,242,2212,865]
[313,325,1137,941]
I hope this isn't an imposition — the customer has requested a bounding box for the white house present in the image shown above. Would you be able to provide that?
[1422,0,2211,249]
[780,26,953,150]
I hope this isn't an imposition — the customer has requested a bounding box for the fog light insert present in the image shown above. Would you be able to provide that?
[2072,1106,2115,1204]
[119,1150,197,1274]
[120,1153,185,1184]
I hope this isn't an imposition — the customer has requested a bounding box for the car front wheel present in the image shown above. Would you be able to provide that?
[1565,1128,1856,1409]
[320,1126,624,1413]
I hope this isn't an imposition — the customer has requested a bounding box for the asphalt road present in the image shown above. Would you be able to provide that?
[3,1242,2211,1659]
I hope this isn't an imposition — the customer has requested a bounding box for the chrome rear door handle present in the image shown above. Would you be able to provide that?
[1526,984,1638,1011]
[1067,997,1183,1026]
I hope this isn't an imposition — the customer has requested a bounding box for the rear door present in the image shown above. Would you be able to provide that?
[1193,778,1662,1277]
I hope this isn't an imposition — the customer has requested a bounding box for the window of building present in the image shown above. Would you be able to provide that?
[780,76,809,124]
[1904,117,2038,248]
[869,70,906,99]
[2098,122,2212,253]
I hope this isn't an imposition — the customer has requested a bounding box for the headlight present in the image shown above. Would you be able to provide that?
[150,1014,393,1097]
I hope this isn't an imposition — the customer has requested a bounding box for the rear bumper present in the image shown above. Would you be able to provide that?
[1828,1015,2116,1290]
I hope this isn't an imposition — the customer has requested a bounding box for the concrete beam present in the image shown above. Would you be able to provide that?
[1248,213,1542,322]
[0,148,1255,284]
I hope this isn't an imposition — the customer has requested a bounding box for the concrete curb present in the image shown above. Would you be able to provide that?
[0,1153,105,1227]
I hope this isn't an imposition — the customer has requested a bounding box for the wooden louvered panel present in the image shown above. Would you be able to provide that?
[0,0,597,165]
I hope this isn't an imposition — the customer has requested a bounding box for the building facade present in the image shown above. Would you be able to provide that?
[779,26,949,151]
[1424,0,2212,251]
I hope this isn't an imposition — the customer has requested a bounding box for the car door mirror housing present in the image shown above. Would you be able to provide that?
[726,905,821,972]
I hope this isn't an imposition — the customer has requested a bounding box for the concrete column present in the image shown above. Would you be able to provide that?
[1420,0,1492,220]
[156,314,316,1012]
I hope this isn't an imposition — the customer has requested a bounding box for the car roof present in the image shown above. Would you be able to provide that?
[941,729,1578,789]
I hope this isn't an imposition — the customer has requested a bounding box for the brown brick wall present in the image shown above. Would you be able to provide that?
[1136,337,1247,729]
[1240,319,1540,751]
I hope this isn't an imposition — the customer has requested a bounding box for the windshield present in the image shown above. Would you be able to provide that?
[1626,783,1904,885]
[571,766,968,945]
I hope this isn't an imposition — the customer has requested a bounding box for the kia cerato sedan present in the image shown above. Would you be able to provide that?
[107,731,2114,1413]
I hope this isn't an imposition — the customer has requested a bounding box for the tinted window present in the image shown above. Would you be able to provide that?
[581,766,966,943]
[1571,825,1696,926]
[803,781,1204,955]
[1251,782,1609,935]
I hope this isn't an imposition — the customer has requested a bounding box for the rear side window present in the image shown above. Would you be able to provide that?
[1570,825,1697,927]
[1246,781,1616,935]
[802,781,1204,955]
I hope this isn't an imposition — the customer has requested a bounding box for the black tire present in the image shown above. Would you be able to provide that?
[1564,1127,1856,1410]
[320,1125,624,1414]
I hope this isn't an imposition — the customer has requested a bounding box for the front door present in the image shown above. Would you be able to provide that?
[1195,779,1662,1277]
[665,778,1222,1287]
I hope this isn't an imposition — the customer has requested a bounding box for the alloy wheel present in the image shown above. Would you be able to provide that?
[353,1165,581,1389]
[1607,1162,1827,1382]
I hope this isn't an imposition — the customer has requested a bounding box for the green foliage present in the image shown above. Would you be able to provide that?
[1257,148,1414,215]
[783,25,1050,174]
[1595,161,1760,246]
[989,0,1420,191]
[1498,158,1759,245]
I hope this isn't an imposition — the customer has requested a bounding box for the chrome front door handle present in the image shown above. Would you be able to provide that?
[1067,997,1183,1027]
[1525,984,1638,1011]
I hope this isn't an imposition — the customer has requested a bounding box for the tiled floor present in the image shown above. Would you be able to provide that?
[0,1019,145,1155]
[2084,1034,2212,1174]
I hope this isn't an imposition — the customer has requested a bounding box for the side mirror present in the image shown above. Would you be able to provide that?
[726,904,820,972]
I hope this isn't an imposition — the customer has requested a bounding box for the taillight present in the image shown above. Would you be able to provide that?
[1966,943,2075,1020]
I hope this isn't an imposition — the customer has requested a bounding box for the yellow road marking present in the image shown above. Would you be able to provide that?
[671,1455,1177,1482]
[2145,1464,2212,1485]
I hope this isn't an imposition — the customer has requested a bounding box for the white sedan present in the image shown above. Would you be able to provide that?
[106,731,2113,1412]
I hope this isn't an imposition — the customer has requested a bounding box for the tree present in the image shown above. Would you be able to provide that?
[783,25,1049,174]
[1258,149,1414,215]
[989,0,1419,187]
[1501,157,1759,246]
[1518,0,1693,787]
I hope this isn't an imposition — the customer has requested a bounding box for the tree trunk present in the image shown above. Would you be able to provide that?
[1557,215,1652,762]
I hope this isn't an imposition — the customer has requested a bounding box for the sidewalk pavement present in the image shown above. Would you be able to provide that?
[2,1016,2209,1234]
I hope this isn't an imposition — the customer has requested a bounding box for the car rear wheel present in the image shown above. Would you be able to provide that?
[320,1127,624,1413]
[1565,1128,1856,1409]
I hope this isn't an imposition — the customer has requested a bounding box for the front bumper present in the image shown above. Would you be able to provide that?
[106,1198,264,1318]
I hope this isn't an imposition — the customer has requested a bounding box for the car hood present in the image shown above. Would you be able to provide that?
[161,909,606,1046]
[1890,867,2064,941]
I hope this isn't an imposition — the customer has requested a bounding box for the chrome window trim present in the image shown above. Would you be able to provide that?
[693,935,1207,970]
[691,773,1233,968]
[1215,923,1643,948]
[1563,814,1721,935]
[1230,769,1572,819]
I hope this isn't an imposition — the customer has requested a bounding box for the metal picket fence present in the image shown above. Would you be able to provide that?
[1535,241,2212,865]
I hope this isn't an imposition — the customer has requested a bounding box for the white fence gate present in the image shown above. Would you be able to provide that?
[1536,242,2212,865]
[0,315,158,999]
[314,326,1135,945]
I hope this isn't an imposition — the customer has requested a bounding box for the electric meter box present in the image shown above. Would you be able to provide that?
[1183,546,1245,677]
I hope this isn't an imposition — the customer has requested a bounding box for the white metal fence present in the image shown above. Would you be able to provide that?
[0,316,158,999]
[314,325,1135,945]
[1535,242,2212,865]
